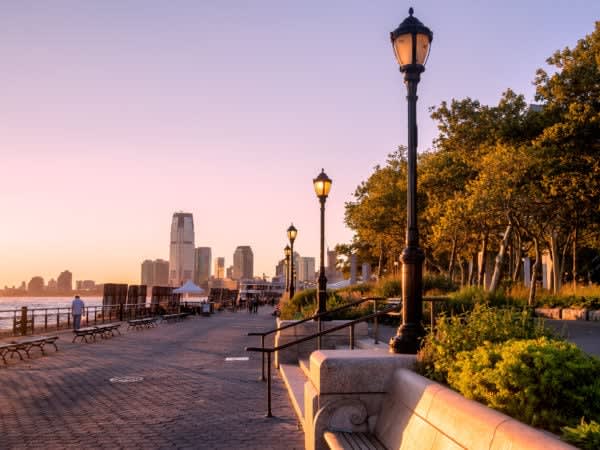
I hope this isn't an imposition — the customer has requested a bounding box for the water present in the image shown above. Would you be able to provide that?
[0,296,103,311]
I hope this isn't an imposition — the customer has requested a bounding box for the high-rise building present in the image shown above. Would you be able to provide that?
[169,212,195,286]
[214,257,225,279]
[326,249,342,282]
[57,270,73,292]
[153,259,170,286]
[233,246,254,280]
[226,265,234,279]
[28,276,44,294]
[298,256,316,283]
[141,260,154,286]
[194,247,212,288]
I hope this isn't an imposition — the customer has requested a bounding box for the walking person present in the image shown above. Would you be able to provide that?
[71,295,85,330]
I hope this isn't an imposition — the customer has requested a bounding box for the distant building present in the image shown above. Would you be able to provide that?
[57,270,73,292]
[153,259,169,286]
[214,257,225,279]
[226,265,234,279]
[28,276,44,294]
[194,247,212,288]
[208,277,238,291]
[298,256,316,283]
[275,259,286,279]
[47,278,57,291]
[141,260,154,286]
[326,249,342,282]
[169,212,195,286]
[233,246,254,280]
[76,280,96,290]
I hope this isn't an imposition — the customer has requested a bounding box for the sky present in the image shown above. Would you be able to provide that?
[0,0,598,288]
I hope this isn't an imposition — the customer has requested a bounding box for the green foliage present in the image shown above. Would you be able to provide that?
[376,278,402,298]
[423,273,457,294]
[562,419,600,450]
[447,338,600,432]
[279,288,372,320]
[280,289,316,320]
[417,304,553,383]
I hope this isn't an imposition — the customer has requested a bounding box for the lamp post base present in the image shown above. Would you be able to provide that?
[389,323,424,354]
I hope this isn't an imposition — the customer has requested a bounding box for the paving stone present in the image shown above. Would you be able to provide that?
[0,307,303,449]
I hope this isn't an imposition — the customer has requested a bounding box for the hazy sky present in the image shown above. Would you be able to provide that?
[1,1,598,288]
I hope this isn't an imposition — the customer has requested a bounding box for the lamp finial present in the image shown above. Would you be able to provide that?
[409,7,414,16]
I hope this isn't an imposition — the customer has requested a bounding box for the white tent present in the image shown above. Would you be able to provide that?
[172,280,205,295]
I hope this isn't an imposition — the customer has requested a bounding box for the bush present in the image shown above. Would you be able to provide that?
[447,338,600,433]
[562,419,600,449]
[417,304,554,383]
[376,278,402,298]
[280,288,372,320]
[423,274,457,294]
[280,289,316,319]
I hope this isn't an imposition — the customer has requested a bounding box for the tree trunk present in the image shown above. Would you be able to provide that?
[468,253,477,286]
[550,232,560,294]
[478,233,489,289]
[459,258,466,287]
[489,224,512,292]
[376,243,383,280]
[447,236,457,281]
[528,237,540,306]
[559,233,570,293]
[512,232,522,282]
[572,227,578,293]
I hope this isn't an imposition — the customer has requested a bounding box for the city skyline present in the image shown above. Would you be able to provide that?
[1,1,598,287]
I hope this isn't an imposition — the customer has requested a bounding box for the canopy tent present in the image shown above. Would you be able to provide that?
[172,280,205,295]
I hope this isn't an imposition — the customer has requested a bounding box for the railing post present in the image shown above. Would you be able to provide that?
[266,352,272,418]
[317,317,322,350]
[13,310,17,335]
[261,335,266,381]
[44,309,48,331]
[20,306,28,336]
[67,310,71,328]
[94,307,97,325]
[350,324,355,349]
[373,299,379,345]
[56,310,60,329]
[31,311,34,334]
[86,307,90,327]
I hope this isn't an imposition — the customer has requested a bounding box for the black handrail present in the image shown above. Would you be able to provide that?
[247,296,389,382]
[245,302,400,417]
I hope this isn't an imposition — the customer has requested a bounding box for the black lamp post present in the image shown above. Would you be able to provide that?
[389,8,433,354]
[284,245,291,293]
[313,169,332,315]
[287,224,297,299]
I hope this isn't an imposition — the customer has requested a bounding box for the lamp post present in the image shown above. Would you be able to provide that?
[287,224,297,299]
[284,245,291,293]
[389,8,433,354]
[313,169,332,315]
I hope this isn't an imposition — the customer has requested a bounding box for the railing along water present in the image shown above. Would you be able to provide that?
[0,304,153,337]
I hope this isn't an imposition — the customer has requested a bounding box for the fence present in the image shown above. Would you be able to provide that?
[0,304,154,337]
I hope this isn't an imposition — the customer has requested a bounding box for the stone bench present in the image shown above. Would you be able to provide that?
[321,368,575,450]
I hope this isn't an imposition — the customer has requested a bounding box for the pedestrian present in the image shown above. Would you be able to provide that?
[71,295,85,330]
[253,297,259,314]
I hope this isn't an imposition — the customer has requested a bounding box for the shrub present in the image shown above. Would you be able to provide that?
[376,278,402,298]
[417,304,554,383]
[423,274,457,294]
[280,289,316,319]
[447,338,600,433]
[562,419,600,450]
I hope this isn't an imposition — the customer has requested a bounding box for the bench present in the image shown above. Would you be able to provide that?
[0,343,24,364]
[322,368,575,450]
[128,317,158,330]
[72,324,121,343]
[11,336,59,358]
[161,313,188,323]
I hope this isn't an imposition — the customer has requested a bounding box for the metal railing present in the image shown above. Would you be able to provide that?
[247,297,388,382]
[0,304,154,337]
[246,302,401,417]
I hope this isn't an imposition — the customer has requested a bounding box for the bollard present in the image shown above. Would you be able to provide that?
[20,306,28,336]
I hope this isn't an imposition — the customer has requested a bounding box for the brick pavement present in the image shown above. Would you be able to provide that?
[0,308,304,449]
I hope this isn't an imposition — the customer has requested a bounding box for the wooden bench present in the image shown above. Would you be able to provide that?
[322,368,575,450]
[0,343,24,364]
[128,317,158,330]
[11,336,59,358]
[72,324,121,343]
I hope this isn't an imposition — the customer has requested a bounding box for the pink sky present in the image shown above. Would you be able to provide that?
[0,1,597,287]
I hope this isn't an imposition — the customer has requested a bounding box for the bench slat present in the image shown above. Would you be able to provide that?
[324,431,386,450]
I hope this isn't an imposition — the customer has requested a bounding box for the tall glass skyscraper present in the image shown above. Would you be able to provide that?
[169,212,195,286]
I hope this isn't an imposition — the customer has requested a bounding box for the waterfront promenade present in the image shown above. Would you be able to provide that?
[0,308,304,449]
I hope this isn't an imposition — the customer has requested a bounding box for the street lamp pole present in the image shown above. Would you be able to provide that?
[389,8,433,354]
[313,169,332,315]
[284,245,291,293]
[287,225,297,299]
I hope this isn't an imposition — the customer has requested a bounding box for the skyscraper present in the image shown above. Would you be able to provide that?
[194,247,212,288]
[233,246,254,280]
[153,259,170,286]
[214,257,225,279]
[298,256,316,283]
[169,212,195,286]
[57,270,73,292]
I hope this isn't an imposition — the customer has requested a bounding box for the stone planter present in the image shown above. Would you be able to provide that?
[534,307,562,319]
[561,308,588,320]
